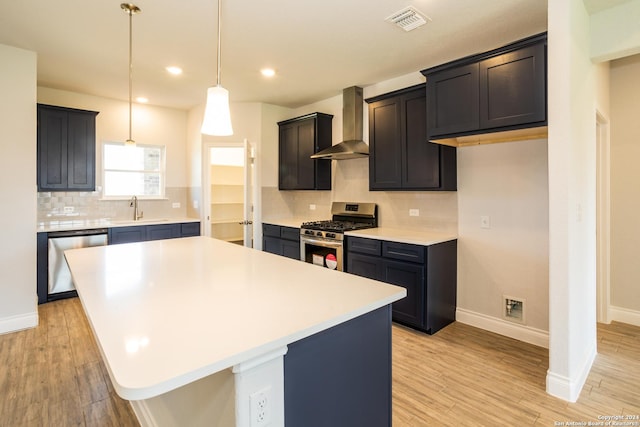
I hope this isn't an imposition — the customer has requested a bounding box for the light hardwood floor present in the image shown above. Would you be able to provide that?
[1,298,639,426]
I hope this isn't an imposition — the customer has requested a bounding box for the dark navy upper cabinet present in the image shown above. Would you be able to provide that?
[366,84,456,191]
[425,63,480,137]
[37,104,98,191]
[422,32,547,141]
[278,113,333,191]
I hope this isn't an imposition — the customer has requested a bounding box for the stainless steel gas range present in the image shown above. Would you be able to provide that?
[300,202,377,271]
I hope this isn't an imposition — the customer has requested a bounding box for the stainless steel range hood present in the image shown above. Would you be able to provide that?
[311,86,368,160]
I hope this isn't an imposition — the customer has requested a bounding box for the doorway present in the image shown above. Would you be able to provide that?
[203,139,256,248]
[596,111,611,324]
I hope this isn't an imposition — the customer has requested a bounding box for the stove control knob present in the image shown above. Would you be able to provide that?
[316,231,323,237]
[305,230,313,235]
[326,233,335,239]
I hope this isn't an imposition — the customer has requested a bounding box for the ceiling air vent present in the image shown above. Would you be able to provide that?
[385,6,430,32]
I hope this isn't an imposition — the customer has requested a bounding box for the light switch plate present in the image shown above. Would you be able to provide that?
[172,202,181,208]
[480,215,491,229]
[409,209,419,217]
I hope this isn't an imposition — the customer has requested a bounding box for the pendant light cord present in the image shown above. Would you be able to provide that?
[121,3,140,145]
[217,0,222,86]
[128,7,133,143]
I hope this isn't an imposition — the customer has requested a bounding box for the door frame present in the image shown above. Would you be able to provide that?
[202,139,261,248]
[596,110,611,324]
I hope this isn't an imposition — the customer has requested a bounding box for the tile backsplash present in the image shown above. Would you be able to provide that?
[37,187,189,223]
[261,158,458,233]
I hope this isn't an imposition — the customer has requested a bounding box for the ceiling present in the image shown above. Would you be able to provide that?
[0,0,623,111]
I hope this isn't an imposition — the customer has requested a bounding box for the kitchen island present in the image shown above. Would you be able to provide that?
[64,236,405,427]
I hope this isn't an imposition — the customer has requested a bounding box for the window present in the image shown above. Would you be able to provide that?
[102,142,166,198]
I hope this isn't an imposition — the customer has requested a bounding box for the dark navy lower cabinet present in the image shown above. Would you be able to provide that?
[346,236,457,334]
[284,306,392,427]
[108,226,147,245]
[108,222,200,245]
[262,224,300,260]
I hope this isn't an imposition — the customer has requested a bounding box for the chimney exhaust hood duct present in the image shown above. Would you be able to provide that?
[311,86,368,160]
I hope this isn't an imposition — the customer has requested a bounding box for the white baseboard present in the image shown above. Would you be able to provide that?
[455,307,549,348]
[610,305,640,327]
[130,400,157,427]
[546,343,597,402]
[0,311,38,335]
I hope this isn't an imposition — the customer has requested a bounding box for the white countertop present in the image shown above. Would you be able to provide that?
[345,227,457,246]
[37,217,200,233]
[261,218,306,228]
[64,236,405,401]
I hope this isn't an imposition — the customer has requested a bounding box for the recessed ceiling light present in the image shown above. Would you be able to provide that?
[136,97,148,103]
[261,68,276,78]
[166,66,183,75]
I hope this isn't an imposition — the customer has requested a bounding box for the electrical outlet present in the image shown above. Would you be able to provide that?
[250,387,272,427]
[409,209,419,217]
[480,215,491,229]
[309,204,316,211]
[63,206,74,214]
[172,202,181,208]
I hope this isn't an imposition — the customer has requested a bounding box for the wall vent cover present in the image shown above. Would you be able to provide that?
[385,6,430,32]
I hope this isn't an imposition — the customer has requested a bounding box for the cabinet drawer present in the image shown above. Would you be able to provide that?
[382,241,425,264]
[280,226,300,241]
[263,224,281,237]
[347,237,381,256]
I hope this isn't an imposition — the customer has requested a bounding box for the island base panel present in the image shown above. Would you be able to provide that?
[284,306,392,427]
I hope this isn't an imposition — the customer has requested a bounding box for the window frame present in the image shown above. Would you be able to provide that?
[101,141,167,200]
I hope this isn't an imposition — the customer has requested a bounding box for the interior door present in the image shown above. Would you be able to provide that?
[242,138,254,248]
[205,140,254,248]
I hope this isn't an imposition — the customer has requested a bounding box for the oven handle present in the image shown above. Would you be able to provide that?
[300,237,343,248]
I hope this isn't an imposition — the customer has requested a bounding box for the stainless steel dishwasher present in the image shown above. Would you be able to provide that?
[47,228,108,298]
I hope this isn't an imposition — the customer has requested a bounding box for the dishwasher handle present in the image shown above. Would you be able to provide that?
[47,228,108,238]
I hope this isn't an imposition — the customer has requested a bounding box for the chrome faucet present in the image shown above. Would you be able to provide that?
[130,196,143,220]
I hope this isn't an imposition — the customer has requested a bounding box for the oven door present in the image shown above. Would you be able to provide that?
[300,236,343,271]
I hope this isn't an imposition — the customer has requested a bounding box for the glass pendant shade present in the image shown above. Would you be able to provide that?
[201,85,233,136]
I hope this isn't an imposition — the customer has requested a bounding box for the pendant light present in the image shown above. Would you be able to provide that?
[201,0,233,136]
[121,3,141,146]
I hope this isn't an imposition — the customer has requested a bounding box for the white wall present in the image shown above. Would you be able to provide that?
[590,0,640,62]
[0,44,38,334]
[456,140,549,340]
[610,55,640,321]
[546,0,598,402]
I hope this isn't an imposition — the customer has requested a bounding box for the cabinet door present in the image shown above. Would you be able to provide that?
[426,63,479,138]
[382,259,425,328]
[279,119,315,190]
[263,236,283,256]
[66,111,96,190]
[368,97,402,189]
[279,123,297,190]
[282,239,301,260]
[147,224,181,241]
[38,106,68,190]
[479,43,546,130]
[109,226,146,245]
[346,252,383,281]
[180,222,201,237]
[401,90,440,189]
